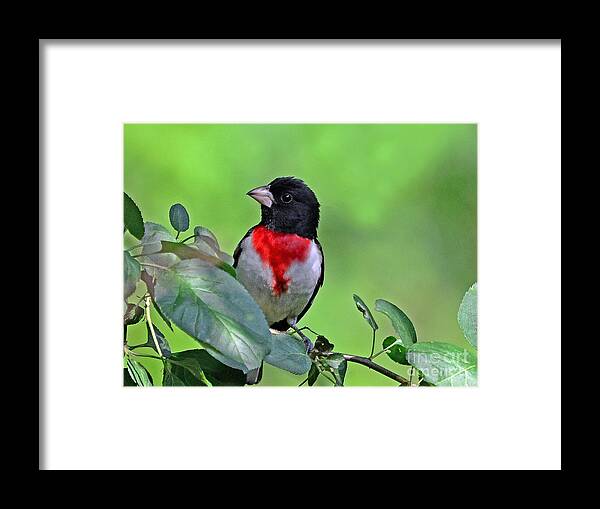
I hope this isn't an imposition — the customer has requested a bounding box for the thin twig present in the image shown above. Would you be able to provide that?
[145,295,164,358]
[298,326,320,336]
[178,234,197,244]
[369,328,376,358]
[290,324,311,343]
[370,338,401,360]
[290,324,314,352]
[340,353,409,385]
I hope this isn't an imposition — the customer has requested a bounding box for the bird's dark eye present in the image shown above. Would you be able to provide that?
[281,192,293,203]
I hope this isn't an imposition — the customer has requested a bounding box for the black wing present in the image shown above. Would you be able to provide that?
[233,225,257,268]
[295,238,325,324]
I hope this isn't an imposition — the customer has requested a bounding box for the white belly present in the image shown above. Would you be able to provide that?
[236,237,322,326]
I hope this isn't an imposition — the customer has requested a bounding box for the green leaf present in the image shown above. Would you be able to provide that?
[140,269,174,332]
[374,299,417,346]
[193,226,235,266]
[124,303,144,326]
[166,349,246,386]
[124,193,145,239]
[159,241,236,278]
[458,283,477,348]
[322,353,347,386]
[138,222,179,277]
[163,359,210,386]
[382,336,409,365]
[189,350,246,386]
[307,363,320,386]
[406,342,477,387]
[141,322,172,357]
[265,333,311,375]
[126,357,153,386]
[153,258,271,372]
[339,360,348,386]
[352,294,378,331]
[124,368,136,386]
[193,226,218,244]
[197,342,249,373]
[169,203,190,233]
[124,251,141,299]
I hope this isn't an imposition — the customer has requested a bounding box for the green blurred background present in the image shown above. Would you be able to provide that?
[124,124,477,386]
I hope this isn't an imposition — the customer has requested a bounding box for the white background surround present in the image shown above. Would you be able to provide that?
[41,41,561,470]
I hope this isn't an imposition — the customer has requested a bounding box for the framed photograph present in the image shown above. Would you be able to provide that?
[123,123,477,388]
[41,40,561,470]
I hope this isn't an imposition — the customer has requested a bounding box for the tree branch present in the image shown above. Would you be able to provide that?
[340,353,409,385]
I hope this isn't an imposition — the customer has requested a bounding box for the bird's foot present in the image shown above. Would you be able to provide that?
[303,336,314,353]
[290,324,314,353]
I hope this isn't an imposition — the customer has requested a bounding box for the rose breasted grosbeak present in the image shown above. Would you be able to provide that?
[233,177,324,383]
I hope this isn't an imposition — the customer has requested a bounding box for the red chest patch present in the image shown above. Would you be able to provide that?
[252,226,311,295]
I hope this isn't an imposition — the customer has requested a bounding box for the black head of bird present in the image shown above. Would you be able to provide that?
[247,176,320,239]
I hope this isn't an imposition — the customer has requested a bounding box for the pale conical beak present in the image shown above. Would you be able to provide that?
[247,185,274,208]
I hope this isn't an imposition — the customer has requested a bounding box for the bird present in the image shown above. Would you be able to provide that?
[233,177,324,384]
